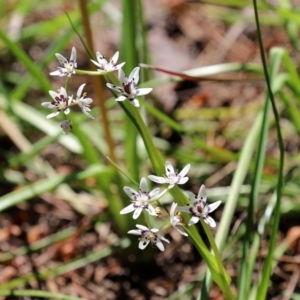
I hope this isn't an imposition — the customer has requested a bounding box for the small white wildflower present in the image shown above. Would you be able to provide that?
[148,161,190,189]
[121,178,160,219]
[91,51,125,72]
[50,47,77,77]
[61,120,72,134]
[128,224,170,251]
[170,202,188,236]
[106,67,152,107]
[177,185,222,227]
[41,87,72,119]
[72,83,94,119]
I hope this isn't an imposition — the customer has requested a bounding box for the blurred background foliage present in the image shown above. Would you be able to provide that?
[1,0,300,299]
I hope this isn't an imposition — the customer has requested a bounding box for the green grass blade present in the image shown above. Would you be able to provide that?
[0,164,113,212]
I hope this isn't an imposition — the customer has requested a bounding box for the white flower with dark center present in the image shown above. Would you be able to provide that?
[42,87,72,118]
[170,202,188,236]
[61,120,72,134]
[91,51,125,72]
[50,47,77,77]
[128,224,170,251]
[121,178,160,219]
[106,67,152,107]
[177,185,222,227]
[72,83,94,119]
[148,161,190,189]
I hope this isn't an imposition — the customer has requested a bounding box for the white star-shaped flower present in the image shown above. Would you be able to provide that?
[148,161,190,189]
[170,202,188,236]
[128,224,170,251]
[120,178,160,219]
[177,185,222,227]
[41,87,72,118]
[91,51,125,72]
[106,67,152,107]
[72,83,94,119]
[50,47,77,77]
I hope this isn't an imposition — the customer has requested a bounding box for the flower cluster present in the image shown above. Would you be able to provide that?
[123,161,222,251]
[45,47,153,134]
[46,47,222,252]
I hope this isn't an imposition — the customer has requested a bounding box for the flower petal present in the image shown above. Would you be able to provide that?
[129,67,140,85]
[116,96,127,102]
[177,177,189,184]
[174,226,188,236]
[63,108,70,115]
[77,104,94,119]
[46,111,60,119]
[148,188,160,199]
[188,192,196,203]
[204,216,216,227]
[118,68,126,84]
[130,98,140,107]
[120,203,136,215]
[123,186,139,200]
[158,235,170,244]
[178,163,190,178]
[115,62,126,70]
[49,90,59,100]
[135,87,152,96]
[59,87,68,98]
[79,97,93,105]
[170,202,177,217]
[41,102,55,109]
[70,47,77,63]
[55,53,68,66]
[197,184,207,202]
[128,229,142,235]
[165,161,175,177]
[90,59,101,68]
[139,239,150,250]
[49,70,63,76]
[188,216,200,226]
[148,175,168,184]
[106,83,123,93]
[111,51,119,64]
[133,206,143,219]
[145,205,157,216]
[139,178,148,193]
[207,200,222,213]
[136,224,150,231]
[155,240,165,251]
[77,83,86,99]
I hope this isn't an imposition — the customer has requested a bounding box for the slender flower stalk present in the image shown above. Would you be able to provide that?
[106,67,152,107]
[148,161,190,189]
[128,224,169,251]
[177,185,222,227]
[50,46,77,77]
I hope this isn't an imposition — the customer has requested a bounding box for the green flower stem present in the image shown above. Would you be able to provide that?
[200,219,226,283]
[119,102,234,298]
[253,0,284,299]
[75,69,107,75]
